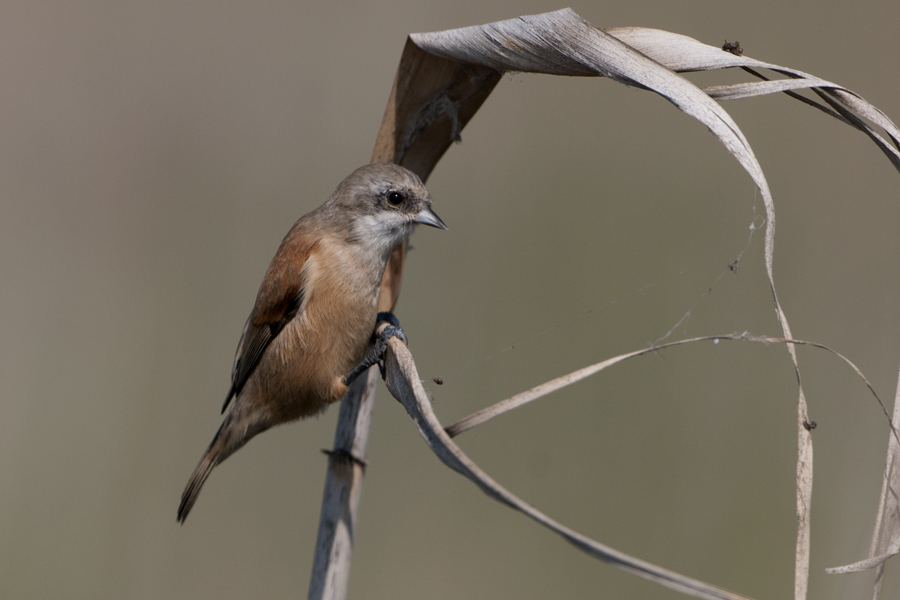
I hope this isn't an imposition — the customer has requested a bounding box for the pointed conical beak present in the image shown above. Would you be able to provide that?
[414,206,448,230]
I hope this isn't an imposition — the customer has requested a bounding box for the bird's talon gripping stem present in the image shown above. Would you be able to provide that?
[342,313,408,385]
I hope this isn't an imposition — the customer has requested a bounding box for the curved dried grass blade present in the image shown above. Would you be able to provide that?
[447,335,895,440]
[382,337,755,600]
[603,27,900,170]
[703,79,844,101]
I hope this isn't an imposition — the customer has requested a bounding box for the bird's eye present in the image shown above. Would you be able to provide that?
[387,191,404,206]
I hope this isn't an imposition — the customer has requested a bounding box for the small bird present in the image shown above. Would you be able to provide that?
[177,162,446,523]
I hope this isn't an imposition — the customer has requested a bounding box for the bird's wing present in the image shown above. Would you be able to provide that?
[221,232,320,413]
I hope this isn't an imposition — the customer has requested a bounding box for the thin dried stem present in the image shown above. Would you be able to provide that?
[308,369,378,600]
[446,335,896,443]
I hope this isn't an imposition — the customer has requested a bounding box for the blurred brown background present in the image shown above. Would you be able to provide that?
[2,1,898,598]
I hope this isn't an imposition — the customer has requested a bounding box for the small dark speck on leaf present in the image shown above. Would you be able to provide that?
[432,377,443,385]
[722,40,743,56]
[729,259,739,272]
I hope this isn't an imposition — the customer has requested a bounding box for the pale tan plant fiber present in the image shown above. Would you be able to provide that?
[446,335,896,441]
[603,27,900,171]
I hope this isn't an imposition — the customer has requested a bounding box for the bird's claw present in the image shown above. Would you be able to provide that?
[342,313,408,385]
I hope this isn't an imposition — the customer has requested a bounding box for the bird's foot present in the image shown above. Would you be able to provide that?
[342,312,408,385]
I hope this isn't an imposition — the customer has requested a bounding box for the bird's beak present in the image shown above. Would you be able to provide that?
[414,207,448,230]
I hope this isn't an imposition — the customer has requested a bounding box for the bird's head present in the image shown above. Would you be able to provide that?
[325,163,447,250]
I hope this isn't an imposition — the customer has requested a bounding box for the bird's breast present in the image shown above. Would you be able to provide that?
[246,237,388,420]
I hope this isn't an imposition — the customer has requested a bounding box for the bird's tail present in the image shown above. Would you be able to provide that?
[177,410,268,523]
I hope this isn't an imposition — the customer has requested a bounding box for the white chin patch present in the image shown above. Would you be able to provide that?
[356,214,413,250]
